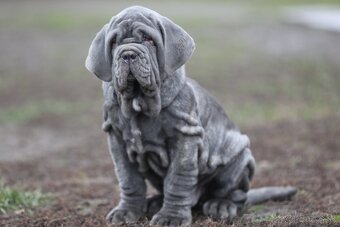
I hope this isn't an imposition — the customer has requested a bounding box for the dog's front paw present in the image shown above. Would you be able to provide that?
[150,209,191,226]
[106,206,144,224]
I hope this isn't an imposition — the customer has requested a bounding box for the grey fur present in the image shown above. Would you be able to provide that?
[85,6,297,226]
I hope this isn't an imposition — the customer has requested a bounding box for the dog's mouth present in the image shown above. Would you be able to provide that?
[116,73,158,114]
[120,74,139,98]
[119,75,142,95]
[119,73,156,98]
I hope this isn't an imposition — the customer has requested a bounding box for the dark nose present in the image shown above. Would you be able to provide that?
[122,51,137,63]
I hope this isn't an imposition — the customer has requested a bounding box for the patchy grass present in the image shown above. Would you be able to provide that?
[217,0,340,7]
[0,101,88,125]
[8,13,109,30]
[319,214,340,223]
[254,213,282,222]
[329,214,340,222]
[260,0,340,6]
[249,204,265,212]
[0,183,51,214]
[323,161,340,171]
[229,101,340,127]
[189,35,340,126]
[0,11,109,30]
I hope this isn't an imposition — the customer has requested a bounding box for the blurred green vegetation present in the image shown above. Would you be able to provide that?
[333,214,340,222]
[0,0,339,127]
[201,0,340,6]
[253,0,340,6]
[0,101,90,125]
[0,182,51,214]
[0,13,107,30]
[254,213,282,222]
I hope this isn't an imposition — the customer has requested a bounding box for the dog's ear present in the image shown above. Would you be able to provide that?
[159,17,195,75]
[85,22,116,82]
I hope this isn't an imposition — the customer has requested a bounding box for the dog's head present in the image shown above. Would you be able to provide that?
[86,6,195,117]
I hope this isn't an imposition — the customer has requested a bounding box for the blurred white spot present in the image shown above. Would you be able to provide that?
[286,6,340,32]
[132,98,141,112]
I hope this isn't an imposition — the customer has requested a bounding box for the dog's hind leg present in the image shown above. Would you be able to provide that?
[202,148,255,221]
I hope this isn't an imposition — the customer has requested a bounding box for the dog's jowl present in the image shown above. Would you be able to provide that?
[85,6,297,226]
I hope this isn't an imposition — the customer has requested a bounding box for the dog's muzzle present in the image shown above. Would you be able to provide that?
[116,49,154,95]
[114,39,155,91]
[113,39,161,116]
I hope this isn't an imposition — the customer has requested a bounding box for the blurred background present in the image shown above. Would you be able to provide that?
[0,0,339,226]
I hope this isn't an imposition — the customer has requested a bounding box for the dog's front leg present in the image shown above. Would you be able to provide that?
[151,134,199,226]
[106,130,146,224]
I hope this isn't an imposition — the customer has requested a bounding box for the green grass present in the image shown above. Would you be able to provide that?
[1,0,340,30]
[209,0,340,6]
[0,183,51,214]
[0,101,87,125]
[259,0,340,6]
[331,214,340,222]
[249,204,265,212]
[249,205,284,223]
[335,214,340,222]
[254,213,282,222]
[320,214,340,223]
[228,101,340,127]
[188,35,340,126]
[0,8,95,30]
[0,13,109,30]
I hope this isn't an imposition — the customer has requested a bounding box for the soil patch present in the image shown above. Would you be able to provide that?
[1,116,339,226]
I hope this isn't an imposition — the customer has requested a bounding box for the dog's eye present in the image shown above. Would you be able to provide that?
[142,35,153,44]
[111,38,117,46]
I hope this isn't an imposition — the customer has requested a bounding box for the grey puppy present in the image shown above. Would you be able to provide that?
[85,6,297,226]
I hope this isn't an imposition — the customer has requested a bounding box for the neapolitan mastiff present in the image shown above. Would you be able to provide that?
[85,6,297,226]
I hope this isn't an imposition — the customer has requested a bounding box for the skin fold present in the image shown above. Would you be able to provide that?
[85,6,297,226]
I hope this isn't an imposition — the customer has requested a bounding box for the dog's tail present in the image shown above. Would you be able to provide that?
[246,186,297,205]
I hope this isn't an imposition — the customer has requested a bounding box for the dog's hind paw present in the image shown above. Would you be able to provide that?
[203,199,238,220]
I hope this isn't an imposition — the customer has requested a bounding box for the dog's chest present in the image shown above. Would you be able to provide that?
[121,114,169,177]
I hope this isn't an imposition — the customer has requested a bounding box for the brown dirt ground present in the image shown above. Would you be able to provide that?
[0,115,339,227]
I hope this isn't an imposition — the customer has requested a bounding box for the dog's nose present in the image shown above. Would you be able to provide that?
[122,51,137,63]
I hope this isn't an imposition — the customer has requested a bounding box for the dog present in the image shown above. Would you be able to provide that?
[85,6,297,226]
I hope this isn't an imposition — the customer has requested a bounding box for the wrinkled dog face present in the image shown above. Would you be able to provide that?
[112,21,162,117]
[86,7,195,118]
[114,38,159,97]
